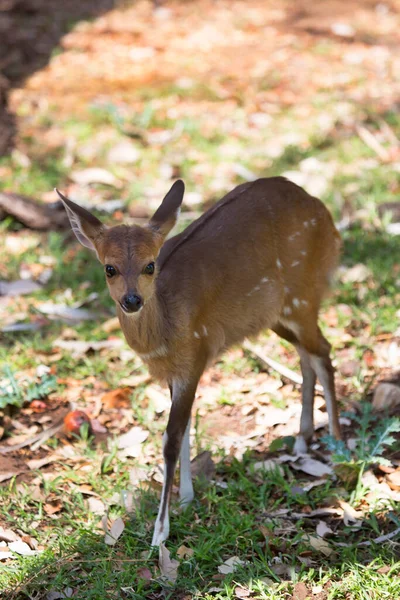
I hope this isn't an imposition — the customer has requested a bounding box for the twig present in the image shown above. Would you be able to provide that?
[356,125,390,162]
[359,526,400,546]
[243,340,323,392]
[0,418,64,454]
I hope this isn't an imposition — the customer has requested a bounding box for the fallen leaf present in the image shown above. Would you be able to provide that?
[146,386,170,414]
[338,501,363,528]
[8,540,37,556]
[372,383,400,411]
[291,582,310,600]
[118,426,149,450]
[70,168,121,187]
[177,545,194,559]
[108,140,140,164]
[306,535,334,557]
[87,497,106,515]
[38,303,98,323]
[235,586,251,598]
[102,388,132,409]
[253,458,285,476]
[218,556,246,575]
[27,455,59,470]
[291,457,332,477]
[386,470,400,491]
[54,338,123,358]
[104,517,125,546]
[137,567,152,582]
[44,501,62,515]
[0,279,42,296]
[191,451,215,480]
[0,527,20,543]
[316,520,333,538]
[159,542,180,584]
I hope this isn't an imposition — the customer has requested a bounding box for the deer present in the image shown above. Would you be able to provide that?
[56,177,342,546]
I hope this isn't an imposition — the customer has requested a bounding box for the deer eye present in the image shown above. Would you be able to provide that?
[144,262,155,276]
[105,265,117,278]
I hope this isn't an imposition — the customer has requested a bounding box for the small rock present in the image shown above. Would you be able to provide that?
[372,383,400,411]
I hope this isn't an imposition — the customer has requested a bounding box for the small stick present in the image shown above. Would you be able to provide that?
[356,125,390,162]
[243,340,324,393]
[359,526,400,546]
[0,419,64,454]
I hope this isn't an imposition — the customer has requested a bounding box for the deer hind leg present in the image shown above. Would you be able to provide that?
[272,323,316,453]
[272,321,341,452]
[308,328,341,440]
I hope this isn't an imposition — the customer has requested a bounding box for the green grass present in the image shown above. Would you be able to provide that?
[1,457,399,599]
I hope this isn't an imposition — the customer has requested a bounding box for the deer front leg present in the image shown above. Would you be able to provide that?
[151,379,198,547]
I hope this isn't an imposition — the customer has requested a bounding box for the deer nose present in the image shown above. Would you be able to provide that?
[121,293,143,313]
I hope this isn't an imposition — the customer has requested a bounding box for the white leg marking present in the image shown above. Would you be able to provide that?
[179,419,194,507]
[294,435,308,455]
[152,432,170,546]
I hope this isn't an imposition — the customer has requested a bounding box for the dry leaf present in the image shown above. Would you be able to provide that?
[104,517,125,545]
[373,383,400,411]
[386,470,400,490]
[191,451,215,480]
[44,501,62,515]
[291,582,310,600]
[253,458,285,476]
[0,527,20,543]
[291,457,332,477]
[8,540,37,556]
[235,586,251,598]
[102,388,132,409]
[87,497,106,515]
[70,167,121,187]
[118,426,149,450]
[316,520,333,538]
[339,501,363,527]
[218,556,246,575]
[306,535,334,557]
[177,545,194,559]
[137,567,152,582]
[159,542,180,584]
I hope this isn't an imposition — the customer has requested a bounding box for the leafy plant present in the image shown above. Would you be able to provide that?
[0,366,57,410]
[322,402,400,502]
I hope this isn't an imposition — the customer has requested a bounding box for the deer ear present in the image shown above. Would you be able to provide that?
[55,189,105,255]
[148,180,184,239]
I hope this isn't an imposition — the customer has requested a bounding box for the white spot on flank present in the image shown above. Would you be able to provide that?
[301,299,309,306]
[303,221,309,228]
[310,218,317,226]
[289,232,301,241]
[284,286,290,293]
[276,258,282,269]
[293,298,300,307]
[254,286,260,292]
[261,277,269,283]
[194,331,200,339]
[300,250,307,256]
[291,260,300,267]
[283,306,292,316]
[202,325,208,337]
